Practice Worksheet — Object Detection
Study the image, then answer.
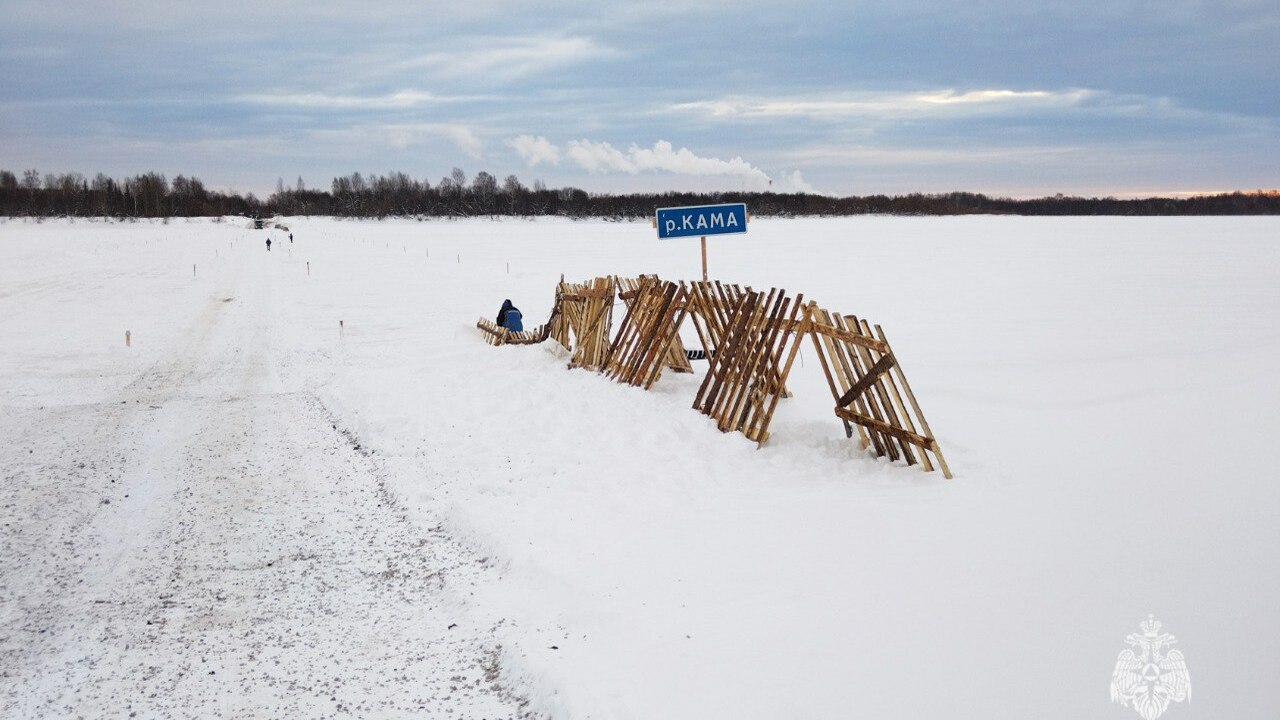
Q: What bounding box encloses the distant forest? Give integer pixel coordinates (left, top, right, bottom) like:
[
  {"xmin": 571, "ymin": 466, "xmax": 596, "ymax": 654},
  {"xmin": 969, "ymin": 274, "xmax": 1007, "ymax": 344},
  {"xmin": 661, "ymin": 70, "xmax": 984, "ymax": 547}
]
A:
[{"xmin": 3, "ymin": 168, "xmax": 1279, "ymax": 219}]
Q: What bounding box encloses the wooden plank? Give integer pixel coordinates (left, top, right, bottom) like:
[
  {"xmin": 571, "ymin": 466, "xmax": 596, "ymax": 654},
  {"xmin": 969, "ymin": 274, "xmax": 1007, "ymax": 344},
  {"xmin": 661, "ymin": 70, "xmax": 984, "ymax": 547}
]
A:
[
  {"xmin": 803, "ymin": 304, "xmax": 858, "ymax": 442},
  {"xmin": 875, "ymin": 325, "xmax": 952, "ymax": 479},
  {"xmin": 716, "ymin": 288, "xmax": 779, "ymax": 430},
  {"xmin": 834, "ymin": 408, "xmax": 937, "ymax": 451},
  {"xmin": 643, "ymin": 284, "xmax": 689, "ymax": 389},
  {"xmin": 602, "ymin": 276, "xmax": 691, "ymax": 389},
  {"xmin": 866, "ymin": 324, "xmax": 932, "ymax": 472},
  {"xmin": 693, "ymin": 290, "xmax": 751, "ymax": 411},
  {"xmin": 847, "ymin": 315, "xmax": 914, "ymax": 465},
  {"xmin": 834, "ymin": 352, "xmax": 895, "ymax": 409},
  {"xmin": 728, "ymin": 289, "xmax": 786, "ymax": 431},
  {"xmin": 562, "ymin": 276, "xmax": 615, "ymax": 370},
  {"xmin": 751, "ymin": 295, "xmax": 806, "ymax": 446},
  {"xmin": 621, "ymin": 280, "xmax": 670, "ymax": 385},
  {"xmin": 710, "ymin": 289, "xmax": 772, "ymax": 428},
  {"xmin": 742, "ymin": 290, "xmax": 796, "ymax": 433},
  {"xmin": 562, "ymin": 288, "xmax": 613, "ymax": 301},
  {"xmin": 625, "ymin": 276, "xmax": 693, "ymax": 374},
  {"xmin": 684, "ymin": 283, "xmax": 715, "ymax": 360},
  {"xmin": 819, "ymin": 307, "xmax": 873, "ymax": 447},
  {"xmin": 740, "ymin": 291, "xmax": 785, "ymax": 433},
  {"xmin": 830, "ymin": 311, "xmax": 892, "ymax": 458},
  {"xmin": 807, "ymin": 323, "xmax": 891, "ymax": 353},
  {"xmin": 603, "ymin": 278, "xmax": 645, "ymax": 378}
]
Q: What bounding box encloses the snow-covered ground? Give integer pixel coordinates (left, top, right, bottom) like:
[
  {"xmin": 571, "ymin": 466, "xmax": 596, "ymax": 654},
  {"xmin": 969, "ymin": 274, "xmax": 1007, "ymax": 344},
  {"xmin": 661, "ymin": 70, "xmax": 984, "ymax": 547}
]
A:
[{"xmin": 2, "ymin": 215, "xmax": 1278, "ymax": 718}]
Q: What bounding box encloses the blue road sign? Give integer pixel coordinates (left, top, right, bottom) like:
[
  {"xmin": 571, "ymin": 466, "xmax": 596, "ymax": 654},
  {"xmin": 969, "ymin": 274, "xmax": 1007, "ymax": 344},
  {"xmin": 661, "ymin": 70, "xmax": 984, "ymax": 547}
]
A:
[{"xmin": 656, "ymin": 203, "xmax": 748, "ymax": 240}]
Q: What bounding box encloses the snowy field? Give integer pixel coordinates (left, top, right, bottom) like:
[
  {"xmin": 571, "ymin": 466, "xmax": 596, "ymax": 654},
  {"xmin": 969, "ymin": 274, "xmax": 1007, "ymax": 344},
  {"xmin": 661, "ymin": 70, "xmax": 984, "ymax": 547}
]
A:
[{"xmin": 2, "ymin": 215, "xmax": 1278, "ymax": 718}]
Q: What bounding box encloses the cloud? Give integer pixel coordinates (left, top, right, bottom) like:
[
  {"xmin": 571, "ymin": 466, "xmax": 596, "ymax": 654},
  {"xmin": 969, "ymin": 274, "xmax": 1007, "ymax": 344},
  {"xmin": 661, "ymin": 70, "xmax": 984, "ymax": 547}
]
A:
[
  {"xmin": 444, "ymin": 125, "xmax": 483, "ymax": 158},
  {"xmin": 563, "ymin": 139, "xmax": 770, "ymax": 184},
  {"xmin": 669, "ymin": 88, "xmax": 1097, "ymax": 121},
  {"xmin": 630, "ymin": 141, "xmax": 770, "ymax": 182},
  {"xmin": 565, "ymin": 139, "xmax": 635, "ymax": 173},
  {"xmin": 391, "ymin": 36, "xmax": 616, "ymax": 82},
  {"xmin": 234, "ymin": 90, "xmax": 447, "ymax": 110},
  {"xmin": 789, "ymin": 145, "xmax": 1085, "ymax": 166},
  {"xmin": 507, "ymin": 135, "xmax": 561, "ymax": 166},
  {"xmin": 774, "ymin": 170, "xmax": 819, "ymax": 194},
  {"xmin": 311, "ymin": 122, "xmax": 483, "ymax": 157}
]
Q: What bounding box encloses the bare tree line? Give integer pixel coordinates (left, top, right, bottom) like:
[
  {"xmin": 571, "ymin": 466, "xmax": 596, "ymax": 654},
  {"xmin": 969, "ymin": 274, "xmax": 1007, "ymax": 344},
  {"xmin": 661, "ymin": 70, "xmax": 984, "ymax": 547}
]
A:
[
  {"xmin": 3, "ymin": 168, "xmax": 1278, "ymax": 219},
  {"xmin": 0, "ymin": 169, "xmax": 265, "ymax": 218}
]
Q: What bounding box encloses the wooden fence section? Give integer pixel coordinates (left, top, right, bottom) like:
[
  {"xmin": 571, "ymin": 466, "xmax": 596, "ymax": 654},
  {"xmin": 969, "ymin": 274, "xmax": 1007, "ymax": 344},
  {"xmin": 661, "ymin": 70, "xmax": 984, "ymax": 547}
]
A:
[
  {"xmin": 474, "ymin": 317, "xmax": 554, "ymax": 346},
  {"xmin": 683, "ymin": 280, "xmax": 739, "ymax": 362},
  {"xmin": 548, "ymin": 276, "xmax": 571, "ymax": 351},
  {"xmin": 558, "ymin": 276, "xmax": 616, "ymax": 370},
  {"xmin": 692, "ymin": 287, "xmax": 806, "ymax": 445},
  {"xmin": 603, "ymin": 277, "xmax": 691, "ymax": 389},
  {"xmin": 804, "ymin": 304, "xmax": 951, "ymax": 478},
  {"xmin": 616, "ymin": 275, "xmax": 693, "ymax": 375},
  {"xmin": 685, "ymin": 281, "xmax": 792, "ymax": 398}
]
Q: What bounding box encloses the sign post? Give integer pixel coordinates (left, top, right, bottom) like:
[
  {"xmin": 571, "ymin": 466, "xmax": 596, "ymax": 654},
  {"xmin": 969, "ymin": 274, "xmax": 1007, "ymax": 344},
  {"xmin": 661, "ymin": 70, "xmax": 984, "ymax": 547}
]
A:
[{"xmin": 654, "ymin": 202, "xmax": 748, "ymax": 282}]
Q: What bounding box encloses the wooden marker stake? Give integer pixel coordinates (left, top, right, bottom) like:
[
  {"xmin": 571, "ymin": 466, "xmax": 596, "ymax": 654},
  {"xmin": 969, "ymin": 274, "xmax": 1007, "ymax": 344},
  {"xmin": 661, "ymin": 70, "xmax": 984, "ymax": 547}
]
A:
[
  {"xmin": 125, "ymin": 330, "xmax": 131, "ymax": 347},
  {"xmin": 306, "ymin": 261, "xmax": 310, "ymax": 276},
  {"xmin": 700, "ymin": 236, "xmax": 708, "ymax": 282}
]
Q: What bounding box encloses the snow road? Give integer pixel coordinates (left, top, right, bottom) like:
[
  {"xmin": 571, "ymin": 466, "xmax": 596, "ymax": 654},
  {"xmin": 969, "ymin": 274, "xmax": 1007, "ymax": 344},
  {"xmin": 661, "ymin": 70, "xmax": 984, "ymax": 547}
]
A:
[{"xmin": 0, "ymin": 239, "xmax": 520, "ymax": 717}]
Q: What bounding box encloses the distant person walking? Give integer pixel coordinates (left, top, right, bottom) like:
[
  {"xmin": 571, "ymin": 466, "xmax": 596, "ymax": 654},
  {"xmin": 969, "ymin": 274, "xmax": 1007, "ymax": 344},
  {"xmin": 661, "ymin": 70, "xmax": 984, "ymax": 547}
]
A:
[
  {"xmin": 289, "ymin": 233, "xmax": 293, "ymax": 243},
  {"xmin": 265, "ymin": 237, "xmax": 272, "ymax": 252}
]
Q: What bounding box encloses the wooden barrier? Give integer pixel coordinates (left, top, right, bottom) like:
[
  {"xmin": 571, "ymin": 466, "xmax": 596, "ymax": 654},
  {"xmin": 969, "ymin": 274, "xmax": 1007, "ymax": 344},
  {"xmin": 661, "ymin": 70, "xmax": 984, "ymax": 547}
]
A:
[
  {"xmin": 473, "ymin": 274, "xmax": 950, "ymax": 477},
  {"xmin": 691, "ymin": 286, "xmax": 806, "ymax": 445},
  {"xmin": 475, "ymin": 317, "xmax": 553, "ymax": 346},
  {"xmin": 603, "ymin": 276, "xmax": 691, "ymax": 388},
  {"xmin": 684, "ymin": 281, "xmax": 792, "ymax": 399},
  {"xmin": 803, "ymin": 303, "xmax": 950, "ymax": 478},
  {"xmin": 558, "ymin": 276, "xmax": 615, "ymax": 370},
  {"xmin": 615, "ymin": 275, "xmax": 693, "ymax": 375}
]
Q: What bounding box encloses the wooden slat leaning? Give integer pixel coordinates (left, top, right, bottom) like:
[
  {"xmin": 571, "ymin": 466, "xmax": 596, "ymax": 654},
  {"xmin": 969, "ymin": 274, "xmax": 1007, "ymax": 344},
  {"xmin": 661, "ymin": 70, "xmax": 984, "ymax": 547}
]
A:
[
  {"xmin": 602, "ymin": 276, "xmax": 691, "ymax": 388},
  {"xmin": 684, "ymin": 280, "xmax": 792, "ymax": 398},
  {"xmin": 802, "ymin": 302, "xmax": 951, "ymax": 478},
  {"xmin": 614, "ymin": 275, "xmax": 694, "ymax": 375},
  {"xmin": 558, "ymin": 276, "xmax": 616, "ymax": 370},
  {"xmin": 690, "ymin": 285, "xmax": 806, "ymax": 445},
  {"xmin": 475, "ymin": 317, "xmax": 552, "ymax": 346},
  {"xmin": 548, "ymin": 274, "xmax": 571, "ymax": 351}
]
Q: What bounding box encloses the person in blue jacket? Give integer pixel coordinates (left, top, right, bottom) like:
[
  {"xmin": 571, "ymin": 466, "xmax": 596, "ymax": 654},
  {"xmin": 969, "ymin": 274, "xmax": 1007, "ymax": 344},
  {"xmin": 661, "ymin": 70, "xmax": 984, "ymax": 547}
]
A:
[{"xmin": 496, "ymin": 299, "xmax": 523, "ymax": 332}]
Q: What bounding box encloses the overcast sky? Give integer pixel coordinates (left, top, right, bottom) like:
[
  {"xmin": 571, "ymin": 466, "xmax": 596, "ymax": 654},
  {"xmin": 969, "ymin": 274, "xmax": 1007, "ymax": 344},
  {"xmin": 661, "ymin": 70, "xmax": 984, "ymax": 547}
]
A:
[{"xmin": 2, "ymin": 0, "xmax": 1277, "ymax": 197}]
